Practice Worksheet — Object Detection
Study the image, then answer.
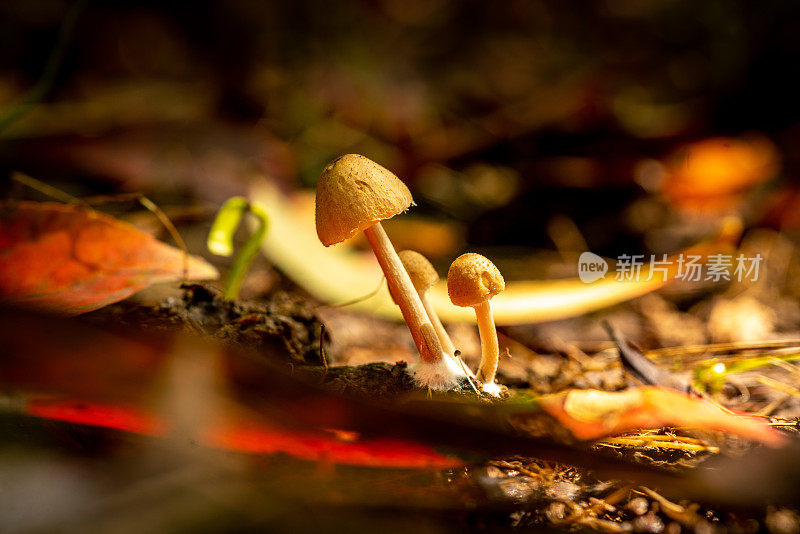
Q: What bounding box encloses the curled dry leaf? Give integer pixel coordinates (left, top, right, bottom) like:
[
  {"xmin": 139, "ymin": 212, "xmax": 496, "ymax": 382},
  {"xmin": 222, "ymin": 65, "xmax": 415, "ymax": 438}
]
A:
[
  {"xmin": 0, "ymin": 201, "xmax": 218, "ymax": 314},
  {"xmin": 532, "ymin": 387, "xmax": 785, "ymax": 447}
]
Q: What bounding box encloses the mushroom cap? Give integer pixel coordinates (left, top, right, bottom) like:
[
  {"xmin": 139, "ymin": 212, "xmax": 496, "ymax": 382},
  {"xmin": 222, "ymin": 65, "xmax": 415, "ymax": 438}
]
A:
[
  {"xmin": 315, "ymin": 154, "xmax": 413, "ymax": 246},
  {"xmin": 447, "ymin": 253, "xmax": 505, "ymax": 307},
  {"xmin": 398, "ymin": 250, "xmax": 439, "ymax": 293}
]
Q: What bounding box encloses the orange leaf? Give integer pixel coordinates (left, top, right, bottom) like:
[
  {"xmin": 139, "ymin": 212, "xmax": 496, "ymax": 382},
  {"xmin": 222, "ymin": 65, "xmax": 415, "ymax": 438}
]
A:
[
  {"xmin": 536, "ymin": 387, "xmax": 785, "ymax": 446},
  {"xmin": 0, "ymin": 201, "xmax": 218, "ymax": 314},
  {"xmin": 663, "ymin": 136, "xmax": 780, "ymax": 212}
]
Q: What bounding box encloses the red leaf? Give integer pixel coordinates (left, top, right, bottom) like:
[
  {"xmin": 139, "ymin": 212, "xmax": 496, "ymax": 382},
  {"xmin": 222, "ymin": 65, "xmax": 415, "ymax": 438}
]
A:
[
  {"xmin": 0, "ymin": 201, "xmax": 218, "ymax": 314},
  {"xmin": 27, "ymin": 399, "xmax": 461, "ymax": 469}
]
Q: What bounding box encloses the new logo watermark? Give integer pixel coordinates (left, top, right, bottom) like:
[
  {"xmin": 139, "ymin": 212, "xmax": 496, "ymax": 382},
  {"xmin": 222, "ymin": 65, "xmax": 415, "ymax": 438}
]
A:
[
  {"xmin": 578, "ymin": 252, "xmax": 608, "ymax": 283},
  {"xmin": 578, "ymin": 253, "xmax": 763, "ymax": 283}
]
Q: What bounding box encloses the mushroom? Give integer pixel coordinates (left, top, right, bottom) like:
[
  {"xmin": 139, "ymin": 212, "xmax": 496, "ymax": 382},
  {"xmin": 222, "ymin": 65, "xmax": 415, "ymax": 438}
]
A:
[
  {"xmin": 447, "ymin": 253, "xmax": 505, "ymax": 396},
  {"xmin": 394, "ymin": 250, "xmax": 457, "ymax": 356},
  {"xmin": 315, "ymin": 154, "xmax": 467, "ymax": 389}
]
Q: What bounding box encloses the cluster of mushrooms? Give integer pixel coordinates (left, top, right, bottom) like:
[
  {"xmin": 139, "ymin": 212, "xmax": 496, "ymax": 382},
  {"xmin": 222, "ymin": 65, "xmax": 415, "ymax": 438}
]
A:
[{"xmin": 315, "ymin": 154, "xmax": 506, "ymax": 396}]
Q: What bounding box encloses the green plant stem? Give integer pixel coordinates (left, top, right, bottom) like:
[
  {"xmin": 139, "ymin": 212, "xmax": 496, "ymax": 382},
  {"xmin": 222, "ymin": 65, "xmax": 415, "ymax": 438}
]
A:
[{"xmin": 207, "ymin": 197, "xmax": 268, "ymax": 301}]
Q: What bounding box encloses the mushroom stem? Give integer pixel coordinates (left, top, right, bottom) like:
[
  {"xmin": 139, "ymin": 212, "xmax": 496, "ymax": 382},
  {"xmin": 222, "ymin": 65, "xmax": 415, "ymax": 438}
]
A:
[
  {"xmin": 363, "ymin": 222, "xmax": 442, "ymax": 363},
  {"xmin": 421, "ymin": 293, "xmax": 457, "ymax": 356},
  {"xmin": 474, "ymin": 300, "xmax": 500, "ymax": 384}
]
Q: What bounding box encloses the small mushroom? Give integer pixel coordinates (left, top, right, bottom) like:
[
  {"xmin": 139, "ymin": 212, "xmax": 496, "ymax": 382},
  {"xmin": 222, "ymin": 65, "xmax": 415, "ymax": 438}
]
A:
[
  {"xmin": 315, "ymin": 154, "xmax": 467, "ymax": 389},
  {"xmin": 395, "ymin": 250, "xmax": 457, "ymax": 356},
  {"xmin": 447, "ymin": 253, "xmax": 505, "ymax": 396}
]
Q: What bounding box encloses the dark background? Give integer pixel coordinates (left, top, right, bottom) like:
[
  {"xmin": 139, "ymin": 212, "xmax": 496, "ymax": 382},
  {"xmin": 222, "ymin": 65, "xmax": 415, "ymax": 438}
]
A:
[{"xmin": 2, "ymin": 0, "xmax": 799, "ymax": 256}]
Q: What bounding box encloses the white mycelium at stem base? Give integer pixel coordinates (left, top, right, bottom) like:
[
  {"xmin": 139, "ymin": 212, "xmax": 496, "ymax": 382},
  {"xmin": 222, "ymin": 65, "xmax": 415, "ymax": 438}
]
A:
[
  {"xmin": 394, "ymin": 249, "xmax": 474, "ymax": 385},
  {"xmin": 447, "ymin": 253, "xmax": 505, "ymax": 396},
  {"xmin": 474, "ymin": 300, "xmax": 502, "ymax": 396},
  {"xmin": 314, "ymin": 154, "xmax": 466, "ymax": 389}
]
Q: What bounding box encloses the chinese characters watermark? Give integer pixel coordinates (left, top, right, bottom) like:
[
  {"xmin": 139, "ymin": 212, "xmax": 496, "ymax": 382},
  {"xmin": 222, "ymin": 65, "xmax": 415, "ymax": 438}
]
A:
[{"xmin": 578, "ymin": 253, "xmax": 763, "ymax": 283}]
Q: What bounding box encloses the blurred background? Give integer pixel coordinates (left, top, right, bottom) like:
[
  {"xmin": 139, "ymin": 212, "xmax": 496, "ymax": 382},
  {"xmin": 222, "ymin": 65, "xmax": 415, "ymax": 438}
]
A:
[{"xmin": 2, "ymin": 0, "xmax": 800, "ymax": 255}]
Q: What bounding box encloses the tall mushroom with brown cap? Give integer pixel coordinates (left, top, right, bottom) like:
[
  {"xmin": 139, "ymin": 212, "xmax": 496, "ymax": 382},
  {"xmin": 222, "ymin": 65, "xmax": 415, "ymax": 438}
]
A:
[
  {"xmin": 316, "ymin": 154, "xmax": 467, "ymax": 389},
  {"xmin": 447, "ymin": 253, "xmax": 505, "ymax": 396},
  {"xmin": 394, "ymin": 250, "xmax": 457, "ymax": 357}
]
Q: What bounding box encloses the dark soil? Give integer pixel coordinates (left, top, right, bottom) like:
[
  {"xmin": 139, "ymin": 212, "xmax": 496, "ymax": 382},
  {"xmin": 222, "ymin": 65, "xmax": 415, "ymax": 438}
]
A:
[
  {"xmin": 85, "ymin": 283, "xmax": 489, "ymax": 400},
  {"xmin": 84, "ymin": 283, "xmax": 325, "ymax": 366},
  {"xmin": 294, "ymin": 362, "xmax": 415, "ymax": 397}
]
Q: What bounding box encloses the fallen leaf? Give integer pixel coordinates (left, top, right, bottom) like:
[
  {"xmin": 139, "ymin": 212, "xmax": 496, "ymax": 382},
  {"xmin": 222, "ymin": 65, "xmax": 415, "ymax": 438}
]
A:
[
  {"xmin": 524, "ymin": 387, "xmax": 785, "ymax": 446},
  {"xmin": 251, "ymin": 181, "xmax": 740, "ymax": 325},
  {"xmin": 26, "ymin": 399, "xmax": 461, "ymax": 469},
  {"xmin": 0, "ymin": 201, "xmax": 218, "ymax": 314},
  {"xmin": 663, "ymin": 135, "xmax": 779, "ymax": 213}
]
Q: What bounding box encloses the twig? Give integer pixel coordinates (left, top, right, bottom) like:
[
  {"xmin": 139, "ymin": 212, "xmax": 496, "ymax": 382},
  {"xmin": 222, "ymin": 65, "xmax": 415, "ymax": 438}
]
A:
[
  {"xmin": 316, "ymin": 276, "xmax": 386, "ymax": 310},
  {"xmin": 757, "ymin": 375, "xmax": 800, "ymax": 400},
  {"xmin": 454, "ymin": 350, "xmax": 481, "ymax": 395},
  {"xmin": 756, "ymin": 394, "xmax": 789, "ymax": 417},
  {"xmin": 319, "ymin": 324, "xmax": 328, "ymax": 385},
  {"xmin": 603, "ymin": 321, "xmax": 691, "ymax": 393},
  {"xmin": 639, "ymin": 487, "xmax": 702, "ymax": 527},
  {"xmin": 649, "ymin": 340, "xmax": 800, "ymax": 359},
  {"xmin": 598, "ymin": 435, "xmax": 719, "ymax": 454},
  {"xmin": 586, "ymin": 484, "xmax": 632, "ymax": 516}
]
